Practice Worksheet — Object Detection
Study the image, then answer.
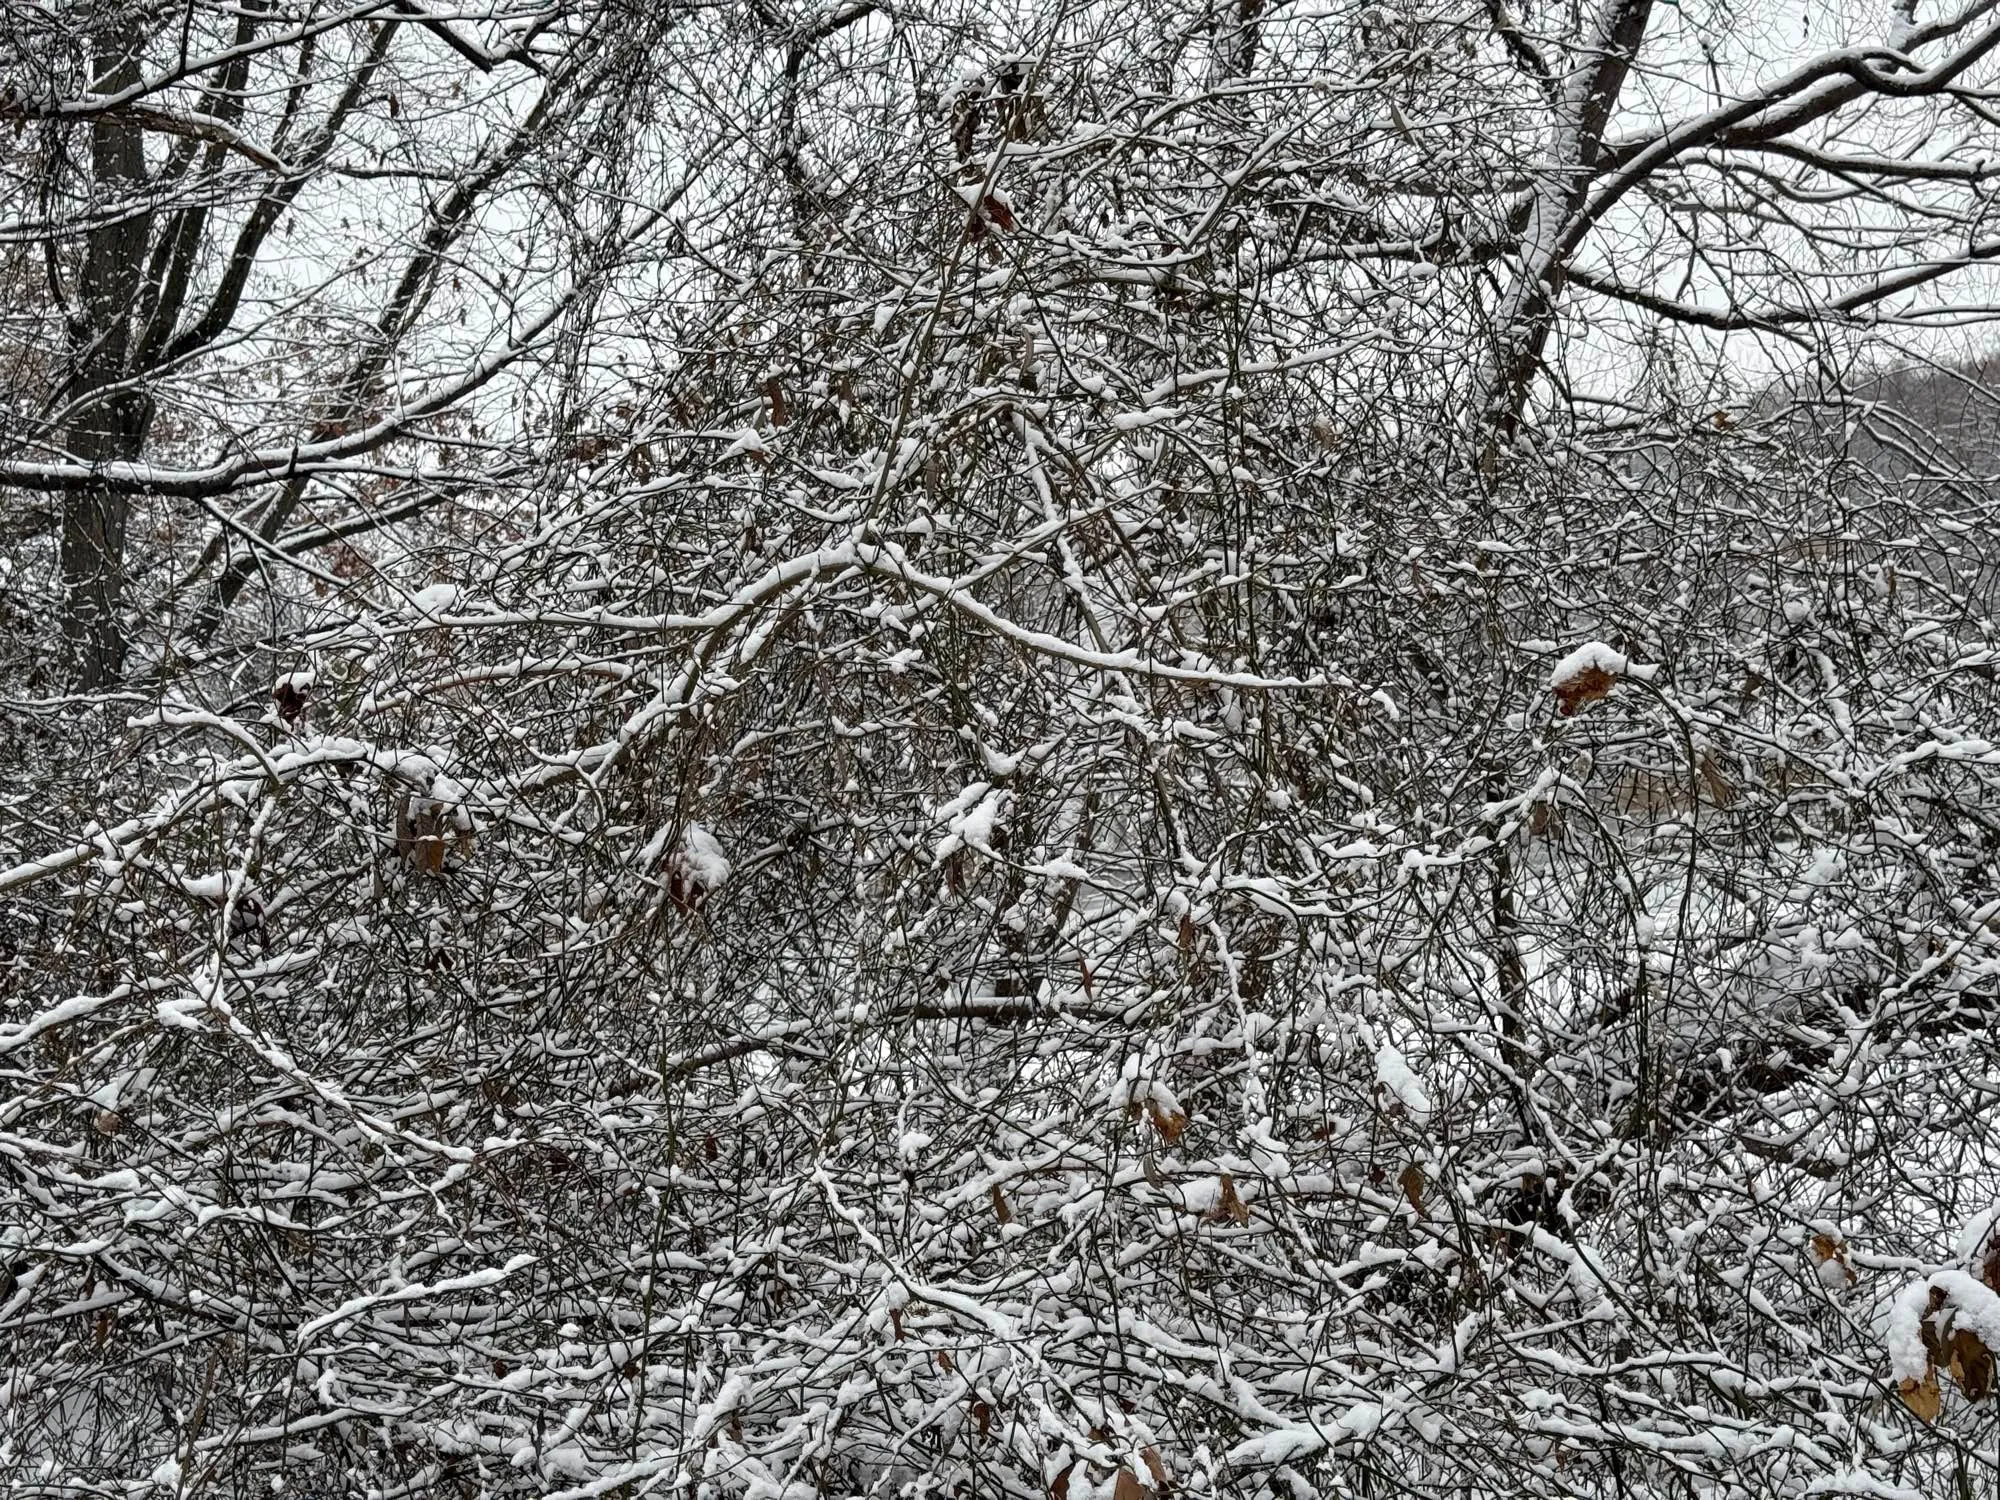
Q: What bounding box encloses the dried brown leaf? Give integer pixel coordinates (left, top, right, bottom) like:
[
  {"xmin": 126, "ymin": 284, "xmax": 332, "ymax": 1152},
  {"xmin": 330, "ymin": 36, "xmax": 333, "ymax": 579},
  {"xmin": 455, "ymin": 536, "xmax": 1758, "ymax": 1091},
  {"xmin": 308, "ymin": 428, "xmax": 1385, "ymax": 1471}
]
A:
[
  {"xmin": 1698, "ymin": 753, "xmax": 1735, "ymax": 807},
  {"xmin": 1553, "ymin": 663, "xmax": 1618, "ymax": 717},
  {"xmin": 1922, "ymin": 1286, "xmax": 1950, "ymax": 1362},
  {"xmin": 1951, "ymin": 1328, "xmax": 1995, "ymax": 1402},
  {"xmin": 1210, "ymin": 1174, "xmax": 1250, "ymax": 1228},
  {"xmin": 1399, "ymin": 1163, "xmax": 1427, "ymax": 1216},
  {"xmin": 1146, "ymin": 1100, "xmax": 1188, "ymax": 1146},
  {"xmin": 1899, "ymin": 1371, "xmax": 1942, "ymax": 1424},
  {"xmin": 1809, "ymin": 1233, "xmax": 1856, "ymax": 1287},
  {"xmin": 272, "ymin": 677, "xmax": 311, "ymax": 722}
]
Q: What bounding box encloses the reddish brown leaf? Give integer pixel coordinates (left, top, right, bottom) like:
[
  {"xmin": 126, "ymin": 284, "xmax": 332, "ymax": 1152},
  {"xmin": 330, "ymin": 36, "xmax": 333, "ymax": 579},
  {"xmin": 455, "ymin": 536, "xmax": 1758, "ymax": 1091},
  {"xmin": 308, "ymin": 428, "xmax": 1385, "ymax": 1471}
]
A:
[
  {"xmin": 1553, "ymin": 663, "xmax": 1618, "ymax": 717},
  {"xmin": 272, "ymin": 676, "xmax": 311, "ymax": 722},
  {"xmin": 1210, "ymin": 1174, "xmax": 1250, "ymax": 1228},
  {"xmin": 1399, "ymin": 1163, "xmax": 1427, "ymax": 1216}
]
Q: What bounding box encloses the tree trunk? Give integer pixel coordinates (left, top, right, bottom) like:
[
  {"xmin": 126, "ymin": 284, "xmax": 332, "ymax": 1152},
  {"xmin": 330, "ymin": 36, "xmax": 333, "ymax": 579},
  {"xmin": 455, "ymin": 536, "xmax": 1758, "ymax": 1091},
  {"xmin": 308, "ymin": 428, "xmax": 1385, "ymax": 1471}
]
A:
[
  {"xmin": 59, "ymin": 31, "xmax": 154, "ymax": 689},
  {"xmin": 1477, "ymin": 0, "xmax": 1653, "ymax": 472}
]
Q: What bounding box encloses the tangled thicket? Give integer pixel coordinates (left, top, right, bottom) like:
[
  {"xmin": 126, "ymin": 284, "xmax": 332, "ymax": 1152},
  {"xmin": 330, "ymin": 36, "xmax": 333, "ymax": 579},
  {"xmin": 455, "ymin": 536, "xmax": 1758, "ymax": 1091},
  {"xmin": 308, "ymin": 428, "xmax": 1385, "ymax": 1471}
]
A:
[{"xmin": 8, "ymin": 2, "xmax": 2000, "ymax": 1496}]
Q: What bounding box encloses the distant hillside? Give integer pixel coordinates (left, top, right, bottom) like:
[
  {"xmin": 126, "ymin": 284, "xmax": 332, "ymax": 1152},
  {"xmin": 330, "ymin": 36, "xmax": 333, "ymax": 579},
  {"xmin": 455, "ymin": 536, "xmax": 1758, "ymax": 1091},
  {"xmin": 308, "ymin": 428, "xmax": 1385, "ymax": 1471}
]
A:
[{"xmin": 1775, "ymin": 355, "xmax": 2000, "ymax": 485}]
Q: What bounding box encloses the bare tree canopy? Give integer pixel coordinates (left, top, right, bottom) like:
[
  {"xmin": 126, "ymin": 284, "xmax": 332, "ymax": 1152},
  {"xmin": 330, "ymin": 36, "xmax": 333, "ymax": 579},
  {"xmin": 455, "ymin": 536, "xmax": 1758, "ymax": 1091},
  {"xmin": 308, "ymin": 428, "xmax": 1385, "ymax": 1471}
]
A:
[{"xmin": 7, "ymin": 1, "xmax": 2000, "ymax": 1496}]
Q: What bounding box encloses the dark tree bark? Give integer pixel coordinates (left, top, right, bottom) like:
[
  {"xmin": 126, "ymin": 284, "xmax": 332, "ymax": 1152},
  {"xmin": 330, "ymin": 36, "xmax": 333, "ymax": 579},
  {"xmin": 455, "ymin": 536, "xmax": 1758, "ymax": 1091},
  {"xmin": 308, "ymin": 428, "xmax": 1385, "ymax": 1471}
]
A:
[
  {"xmin": 58, "ymin": 29, "xmax": 154, "ymax": 689},
  {"xmin": 1475, "ymin": 0, "xmax": 1653, "ymax": 473}
]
